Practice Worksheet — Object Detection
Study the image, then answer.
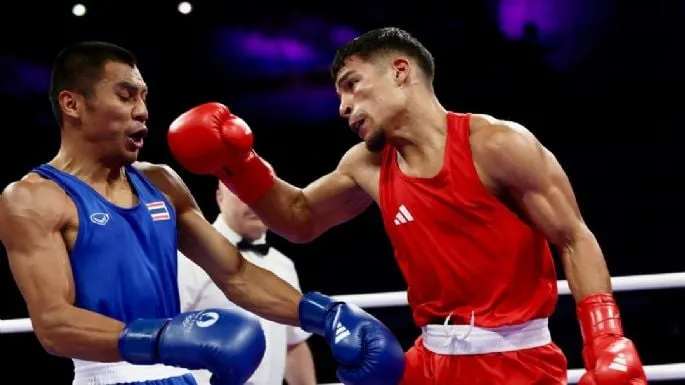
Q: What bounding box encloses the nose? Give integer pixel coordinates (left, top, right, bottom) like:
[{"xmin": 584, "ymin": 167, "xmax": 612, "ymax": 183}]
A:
[
  {"xmin": 133, "ymin": 99, "xmax": 148, "ymax": 123},
  {"xmin": 339, "ymin": 97, "xmax": 352, "ymax": 119}
]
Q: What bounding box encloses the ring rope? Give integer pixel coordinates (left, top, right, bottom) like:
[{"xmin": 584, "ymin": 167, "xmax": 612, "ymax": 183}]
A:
[
  {"xmin": 2, "ymin": 272, "xmax": 684, "ymax": 383},
  {"xmin": 3, "ymin": 272, "xmax": 683, "ymax": 332},
  {"xmin": 320, "ymin": 363, "xmax": 685, "ymax": 384},
  {"xmin": 331, "ymin": 272, "xmax": 685, "ymax": 308}
]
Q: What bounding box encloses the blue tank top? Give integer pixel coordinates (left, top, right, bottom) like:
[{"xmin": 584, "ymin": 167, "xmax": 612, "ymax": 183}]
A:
[{"xmin": 33, "ymin": 164, "xmax": 180, "ymax": 323}]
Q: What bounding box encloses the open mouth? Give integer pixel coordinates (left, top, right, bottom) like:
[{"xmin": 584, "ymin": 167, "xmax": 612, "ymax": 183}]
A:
[
  {"xmin": 128, "ymin": 129, "xmax": 147, "ymax": 148},
  {"xmin": 351, "ymin": 119, "xmax": 365, "ymax": 135}
]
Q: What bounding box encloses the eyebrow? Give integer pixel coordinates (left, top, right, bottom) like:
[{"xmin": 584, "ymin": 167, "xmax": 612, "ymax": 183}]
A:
[
  {"xmin": 115, "ymin": 81, "xmax": 147, "ymax": 93},
  {"xmin": 336, "ymin": 70, "xmax": 355, "ymax": 90}
]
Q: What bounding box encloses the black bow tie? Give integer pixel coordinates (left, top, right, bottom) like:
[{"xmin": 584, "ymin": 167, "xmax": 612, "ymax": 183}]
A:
[{"xmin": 236, "ymin": 238, "xmax": 270, "ymax": 256}]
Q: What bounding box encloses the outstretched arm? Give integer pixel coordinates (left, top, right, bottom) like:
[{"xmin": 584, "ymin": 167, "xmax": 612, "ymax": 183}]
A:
[
  {"xmin": 166, "ymin": 103, "xmax": 372, "ymax": 244},
  {"xmin": 251, "ymin": 143, "xmax": 373, "ymax": 243},
  {"xmin": 166, "ymin": 99, "xmax": 408, "ymax": 380},
  {"xmin": 141, "ymin": 163, "xmax": 302, "ymax": 326},
  {"xmin": 471, "ymin": 116, "xmax": 610, "ymax": 302},
  {"xmin": 0, "ymin": 178, "xmax": 125, "ymax": 362}
]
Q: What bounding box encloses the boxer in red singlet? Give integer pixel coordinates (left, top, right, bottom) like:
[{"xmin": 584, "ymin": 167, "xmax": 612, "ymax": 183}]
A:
[{"xmin": 166, "ymin": 27, "xmax": 647, "ymax": 384}]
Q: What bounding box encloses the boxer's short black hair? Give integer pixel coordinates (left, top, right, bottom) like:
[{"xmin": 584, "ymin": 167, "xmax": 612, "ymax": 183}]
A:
[
  {"xmin": 49, "ymin": 41, "xmax": 137, "ymax": 127},
  {"xmin": 330, "ymin": 27, "xmax": 435, "ymax": 83}
]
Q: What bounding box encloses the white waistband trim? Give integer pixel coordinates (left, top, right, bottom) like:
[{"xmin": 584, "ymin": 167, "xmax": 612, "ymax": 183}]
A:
[
  {"xmin": 421, "ymin": 317, "xmax": 551, "ymax": 355},
  {"xmin": 72, "ymin": 359, "xmax": 192, "ymax": 385}
]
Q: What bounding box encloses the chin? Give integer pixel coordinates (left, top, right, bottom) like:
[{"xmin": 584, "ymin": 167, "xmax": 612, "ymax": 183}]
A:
[
  {"xmin": 365, "ymin": 130, "xmax": 387, "ymax": 153},
  {"xmin": 125, "ymin": 153, "xmax": 139, "ymax": 163},
  {"xmin": 121, "ymin": 152, "xmax": 139, "ymax": 166}
]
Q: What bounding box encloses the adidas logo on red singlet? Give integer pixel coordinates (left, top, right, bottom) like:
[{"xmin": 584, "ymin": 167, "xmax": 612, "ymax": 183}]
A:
[{"xmin": 393, "ymin": 204, "xmax": 414, "ymax": 226}]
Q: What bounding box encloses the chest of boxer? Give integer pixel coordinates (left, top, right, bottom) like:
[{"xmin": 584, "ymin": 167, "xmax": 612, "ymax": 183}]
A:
[
  {"xmin": 33, "ymin": 164, "xmax": 181, "ymax": 323},
  {"xmin": 378, "ymin": 112, "xmax": 557, "ymax": 328}
]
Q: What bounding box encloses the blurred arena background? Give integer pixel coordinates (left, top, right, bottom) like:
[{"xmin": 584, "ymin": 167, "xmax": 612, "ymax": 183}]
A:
[{"xmin": 1, "ymin": 0, "xmax": 683, "ymax": 383}]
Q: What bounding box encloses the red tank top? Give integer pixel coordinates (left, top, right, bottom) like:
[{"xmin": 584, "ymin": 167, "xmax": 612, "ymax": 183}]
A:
[{"xmin": 379, "ymin": 112, "xmax": 558, "ymax": 328}]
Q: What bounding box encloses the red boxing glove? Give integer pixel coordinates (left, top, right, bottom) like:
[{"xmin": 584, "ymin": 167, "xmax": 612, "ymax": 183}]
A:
[
  {"xmin": 167, "ymin": 102, "xmax": 274, "ymax": 205},
  {"xmin": 577, "ymin": 293, "xmax": 646, "ymax": 385}
]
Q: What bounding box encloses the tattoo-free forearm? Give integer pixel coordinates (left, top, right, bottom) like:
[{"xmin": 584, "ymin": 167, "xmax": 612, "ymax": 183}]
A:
[
  {"xmin": 34, "ymin": 305, "xmax": 125, "ymax": 362},
  {"xmin": 217, "ymin": 260, "xmax": 301, "ymax": 326},
  {"xmin": 559, "ymin": 226, "xmax": 612, "ymax": 302}
]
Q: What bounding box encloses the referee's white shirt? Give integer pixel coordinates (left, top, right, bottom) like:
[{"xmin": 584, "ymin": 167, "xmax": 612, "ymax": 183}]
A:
[{"xmin": 177, "ymin": 215, "xmax": 312, "ymax": 385}]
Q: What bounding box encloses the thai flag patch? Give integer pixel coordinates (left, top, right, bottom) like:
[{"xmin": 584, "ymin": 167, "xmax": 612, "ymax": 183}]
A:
[{"xmin": 147, "ymin": 201, "xmax": 170, "ymax": 221}]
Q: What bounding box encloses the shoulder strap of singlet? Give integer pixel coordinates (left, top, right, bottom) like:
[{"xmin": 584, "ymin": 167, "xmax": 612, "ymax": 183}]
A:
[
  {"xmin": 447, "ymin": 111, "xmax": 472, "ymax": 143},
  {"xmin": 31, "ymin": 164, "xmax": 86, "ymax": 197},
  {"xmin": 124, "ymin": 164, "xmax": 158, "ymax": 194},
  {"xmin": 32, "ymin": 163, "xmax": 64, "ymax": 181},
  {"xmin": 124, "ymin": 164, "xmax": 176, "ymax": 217},
  {"xmin": 379, "ymin": 143, "xmax": 395, "ymax": 181}
]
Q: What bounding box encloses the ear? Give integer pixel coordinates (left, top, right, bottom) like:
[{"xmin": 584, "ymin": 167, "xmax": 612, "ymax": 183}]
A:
[
  {"xmin": 391, "ymin": 57, "xmax": 410, "ymax": 85},
  {"xmin": 58, "ymin": 90, "xmax": 82, "ymax": 121}
]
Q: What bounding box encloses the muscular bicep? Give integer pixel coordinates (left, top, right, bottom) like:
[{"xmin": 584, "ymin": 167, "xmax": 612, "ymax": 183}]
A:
[
  {"xmin": 478, "ymin": 122, "xmax": 586, "ymax": 246},
  {"xmin": 250, "ymin": 144, "xmax": 373, "ymax": 243},
  {"xmin": 146, "ymin": 163, "xmax": 301, "ymax": 325},
  {"xmin": 301, "ymin": 165, "xmax": 372, "ymax": 233},
  {"xmin": 0, "ymin": 182, "xmax": 75, "ymax": 333},
  {"xmin": 515, "ymin": 149, "xmax": 584, "ymax": 245},
  {"xmin": 138, "ymin": 162, "xmax": 244, "ymax": 279},
  {"xmin": 177, "ymin": 207, "xmax": 244, "ymax": 280}
]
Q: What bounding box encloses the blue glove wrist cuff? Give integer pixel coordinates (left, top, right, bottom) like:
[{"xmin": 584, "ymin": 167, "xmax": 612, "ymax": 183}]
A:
[
  {"xmin": 118, "ymin": 318, "xmax": 170, "ymax": 365},
  {"xmin": 299, "ymin": 292, "xmax": 337, "ymax": 336}
]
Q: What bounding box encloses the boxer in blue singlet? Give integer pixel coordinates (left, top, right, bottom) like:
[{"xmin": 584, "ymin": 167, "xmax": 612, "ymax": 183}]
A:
[{"xmin": 0, "ymin": 42, "xmax": 405, "ymax": 385}]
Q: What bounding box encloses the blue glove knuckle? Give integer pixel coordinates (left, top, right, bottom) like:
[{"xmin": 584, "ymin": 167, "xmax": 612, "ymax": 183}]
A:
[
  {"xmin": 318, "ymin": 303, "xmax": 405, "ymax": 385},
  {"xmin": 120, "ymin": 309, "xmax": 265, "ymax": 384}
]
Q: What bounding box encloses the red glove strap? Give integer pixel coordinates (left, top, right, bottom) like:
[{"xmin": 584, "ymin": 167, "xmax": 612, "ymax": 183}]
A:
[
  {"xmin": 220, "ymin": 154, "xmax": 275, "ymax": 205},
  {"xmin": 576, "ymin": 293, "xmax": 624, "ymax": 344}
]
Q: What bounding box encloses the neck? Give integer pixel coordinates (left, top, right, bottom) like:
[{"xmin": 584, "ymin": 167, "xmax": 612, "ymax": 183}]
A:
[
  {"xmin": 387, "ymin": 90, "xmax": 447, "ymax": 167},
  {"xmin": 49, "ymin": 130, "xmax": 126, "ymax": 185}
]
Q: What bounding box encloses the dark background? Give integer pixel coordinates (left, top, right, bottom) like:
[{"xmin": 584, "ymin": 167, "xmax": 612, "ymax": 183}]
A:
[{"xmin": 1, "ymin": 0, "xmax": 683, "ymax": 383}]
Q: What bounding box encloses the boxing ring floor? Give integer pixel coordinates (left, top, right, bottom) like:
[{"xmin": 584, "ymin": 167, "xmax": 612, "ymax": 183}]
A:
[{"xmin": 2, "ymin": 272, "xmax": 685, "ymax": 384}]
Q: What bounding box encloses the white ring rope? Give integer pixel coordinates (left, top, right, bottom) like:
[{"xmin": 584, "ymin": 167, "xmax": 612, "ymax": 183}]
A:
[
  {"xmin": 330, "ymin": 272, "xmax": 685, "ymax": 308},
  {"xmin": 2, "ymin": 272, "xmax": 685, "ymax": 383},
  {"xmin": 3, "ymin": 272, "xmax": 683, "ymax": 333},
  {"xmin": 320, "ymin": 363, "xmax": 685, "ymax": 384}
]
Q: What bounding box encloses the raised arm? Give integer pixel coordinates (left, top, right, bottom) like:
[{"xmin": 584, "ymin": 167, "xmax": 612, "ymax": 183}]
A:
[
  {"xmin": 139, "ymin": 163, "xmax": 302, "ymax": 326},
  {"xmin": 167, "ymin": 102, "xmax": 372, "ymax": 244},
  {"xmin": 471, "ymin": 115, "xmax": 646, "ymax": 382},
  {"xmin": 0, "ymin": 178, "xmax": 125, "ymax": 362}
]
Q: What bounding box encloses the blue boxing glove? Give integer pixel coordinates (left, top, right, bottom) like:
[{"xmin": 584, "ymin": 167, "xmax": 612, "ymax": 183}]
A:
[
  {"xmin": 299, "ymin": 292, "xmax": 405, "ymax": 385},
  {"xmin": 118, "ymin": 309, "xmax": 265, "ymax": 385}
]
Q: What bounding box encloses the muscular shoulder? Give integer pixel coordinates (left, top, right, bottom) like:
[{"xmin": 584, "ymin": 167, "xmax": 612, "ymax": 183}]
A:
[
  {"xmin": 470, "ymin": 113, "xmax": 535, "ymax": 145},
  {"xmin": 0, "ymin": 174, "xmax": 69, "ymax": 240},
  {"xmin": 470, "ymin": 114, "xmax": 541, "ymax": 163},
  {"xmin": 134, "ymin": 161, "xmax": 181, "ymax": 188},
  {"xmin": 338, "ymin": 142, "xmax": 382, "ymax": 177},
  {"xmin": 469, "ymin": 114, "xmax": 550, "ymax": 187},
  {"xmin": 133, "ymin": 161, "xmax": 197, "ymax": 212}
]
